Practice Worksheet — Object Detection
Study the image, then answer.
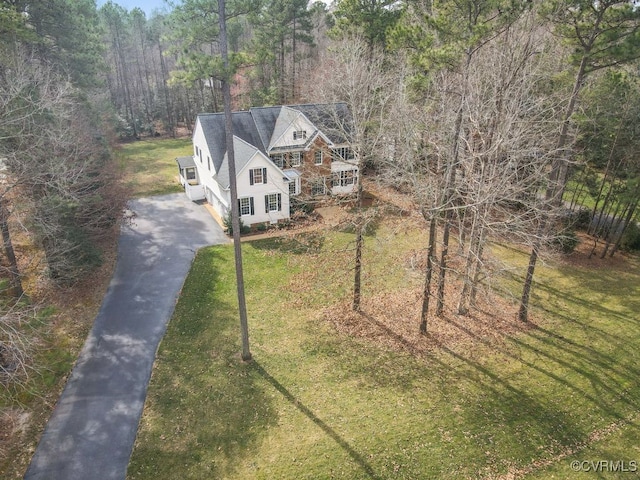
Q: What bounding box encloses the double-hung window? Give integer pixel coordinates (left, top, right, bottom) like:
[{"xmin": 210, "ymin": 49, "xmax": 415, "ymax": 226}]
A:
[
  {"xmin": 311, "ymin": 178, "xmax": 326, "ymax": 196},
  {"xmin": 314, "ymin": 150, "xmax": 323, "ymax": 165},
  {"xmin": 270, "ymin": 154, "xmax": 284, "ymax": 168},
  {"xmin": 332, "ymin": 170, "xmax": 357, "ymax": 187},
  {"xmin": 250, "ymin": 167, "xmax": 267, "ymax": 185},
  {"xmin": 265, "ymin": 193, "xmax": 282, "ymax": 212},
  {"xmin": 238, "ymin": 197, "xmax": 254, "ymax": 216},
  {"xmin": 332, "ymin": 147, "xmax": 354, "ymax": 162}
]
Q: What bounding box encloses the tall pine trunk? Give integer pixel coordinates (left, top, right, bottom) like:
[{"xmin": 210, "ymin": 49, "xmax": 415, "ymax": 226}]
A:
[{"xmin": 218, "ymin": 0, "xmax": 251, "ymax": 361}]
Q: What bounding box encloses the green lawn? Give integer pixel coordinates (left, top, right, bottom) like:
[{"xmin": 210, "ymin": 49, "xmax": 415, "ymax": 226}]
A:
[
  {"xmin": 117, "ymin": 138, "xmax": 191, "ymax": 197},
  {"xmin": 128, "ymin": 223, "xmax": 640, "ymax": 479}
]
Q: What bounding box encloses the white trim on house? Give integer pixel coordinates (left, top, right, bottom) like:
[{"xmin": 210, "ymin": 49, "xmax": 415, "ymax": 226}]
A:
[
  {"xmin": 269, "ymin": 107, "xmax": 316, "ymax": 150},
  {"xmin": 183, "ymin": 104, "xmax": 358, "ymax": 226},
  {"xmin": 191, "ymin": 132, "xmax": 290, "ymax": 226},
  {"xmin": 284, "ymin": 169, "xmax": 301, "ymax": 196}
]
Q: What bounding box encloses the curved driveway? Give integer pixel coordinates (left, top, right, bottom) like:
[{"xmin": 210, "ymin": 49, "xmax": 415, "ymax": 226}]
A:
[{"xmin": 24, "ymin": 194, "xmax": 228, "ymax": 480}]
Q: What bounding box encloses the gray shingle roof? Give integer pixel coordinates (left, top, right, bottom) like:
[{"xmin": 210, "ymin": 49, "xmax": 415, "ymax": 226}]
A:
[
  {"xmin": 293, "ymin": 103, "xmax": 351, "ymax": 144},
  {"xmin": 176, "ymin": 156, "xmax": 195, "ymax": 169},
  {"xmin": 196, "ymin": 111, "xmax": 265, "ymax": 173},
  {"xmin": 195, "ymin": 103, "xmax": 352, "ymax": 187},
  {"xmin": 248, "ymin": 106, "xmax": 281, "ymax": 151}
]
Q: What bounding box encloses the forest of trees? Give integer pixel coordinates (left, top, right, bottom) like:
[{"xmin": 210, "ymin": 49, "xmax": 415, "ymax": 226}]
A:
[{"xmin": 1, "ymin": 0, "xmax": 640, "ymax": 382}]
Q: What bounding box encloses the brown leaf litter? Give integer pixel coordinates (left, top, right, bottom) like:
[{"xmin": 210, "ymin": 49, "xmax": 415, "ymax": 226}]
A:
[{"xmin": 322, "ymin": 282, "xmax": 534, "ymax": 359}]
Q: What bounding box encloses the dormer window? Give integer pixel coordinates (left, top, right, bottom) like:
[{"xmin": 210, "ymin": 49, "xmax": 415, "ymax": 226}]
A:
[{"xmin": 293, "ymin": 130, "xmax": 307, "ymax": 140}]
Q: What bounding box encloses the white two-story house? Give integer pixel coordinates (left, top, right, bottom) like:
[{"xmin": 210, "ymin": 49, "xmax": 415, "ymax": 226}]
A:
[{"xmin": 177, "ymin": 103, "xmax": 357, "ymax": 227}]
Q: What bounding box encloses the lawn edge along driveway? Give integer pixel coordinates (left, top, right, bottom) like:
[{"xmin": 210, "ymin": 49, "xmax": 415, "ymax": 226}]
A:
[{"xmin": 24, "ymin": 194, "xmax": 228, "ymax": 480}]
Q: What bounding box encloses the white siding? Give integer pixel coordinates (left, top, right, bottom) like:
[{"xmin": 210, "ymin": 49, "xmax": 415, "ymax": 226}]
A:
[
  {"xmin": 236, "ymin": 152, "xmax": 290, "ymax": 225},
  {"xmin": 192, "ymin": 119, "xmax": 214, "ymax": 174},
  {"xmin": 191, "ymin": 129, "xmax": 291, "ymax": 225},
  {"xmin": 207, "ymin": 178, "xmax": 231, "ymax": 216},
  {"xmin": 270, "ymin": 113, "xmax": 316, "ymax": 150},
  {"xmin": 192, "ymin": 119, "xmax": 230, "ymax": 216}
]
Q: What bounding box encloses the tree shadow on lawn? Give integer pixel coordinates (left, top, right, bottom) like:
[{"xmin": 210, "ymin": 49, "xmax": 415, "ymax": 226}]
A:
[
  {"xmin": 128, "ymin": 248, "xmax": 278, "ymax": 480},
  {"xmin": 445, "ymin": 315, "xmax": 640, "ymax": 414},
  {"xmin": 527, "ymin": 279, "xmax": 640, "ymax": 382},
  {"xmin": 453, "ymin": 318, "xmax": 640, "ymax": 475},
  {"xmin": 309, "ymin": 316, "xmax": 590, "ymax": 476},
  {"xmin": 532, "ymin": 278, "xmax": 640, "ymax": 330},
  {"xmin": 442, "ymin": 264, "xmax": 640, "ymax": 472},
  {"xmin": 310, "ymin": 303, "xmax": 640, "ymax": 476},
  {"xmin": 427, "ymin": 336, "xmax": 592, "ymax": 472},
  {"xmin": 502, "ymin": 266, "xmax": 639, "ymax": 341},
  {"xmin": 129, "ymin": 359, "xmax": 278, "ymax": 480},
  {"xmin": 252, "ymin": 361, "xmax": 384, "ymax": 480}
]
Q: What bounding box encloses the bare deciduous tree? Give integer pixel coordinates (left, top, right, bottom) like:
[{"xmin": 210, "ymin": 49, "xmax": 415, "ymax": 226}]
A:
[
  {"xmin": 385, "ymin": 10, "xmax": 566, "ymax": 330},
  {"xmin": 0, "ymin": 50, "xmax": 126, "ymax": 387},
  {"xmin": 452, "ymin": 17, "xmax": 563, "ymax": 315},
  {"xmin": 305, "ymin": 36, "xmax": 397, "ymax": 311}
]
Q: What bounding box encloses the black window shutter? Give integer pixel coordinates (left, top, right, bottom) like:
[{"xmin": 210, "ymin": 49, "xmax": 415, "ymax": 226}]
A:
[
  {"xmin": 263, "ymin": 168, "xmax": 267, "ymax": 184},
  {"xmin": 265, "ymin": 195, "xmax": 269, "ymax": 213},
  {"xmin": 249, "ymin": 169, "xmax": 254, "ymax": 185},
  {"xmin": 277, "ymin": 193, "xmax": 282, "ymax": 211},
  {"xmin": 250, "ymin": 197, "xmax": 254, "ymax": 215},
  {"xmin": 237, "ymin": 199, "xmax": 241, "ymax": 214}
]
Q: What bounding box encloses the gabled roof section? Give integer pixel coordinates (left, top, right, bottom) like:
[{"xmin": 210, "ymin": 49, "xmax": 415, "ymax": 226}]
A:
[
  {"xmin": 248, "ymin": 103, "xmax": 352, "ymax": 151},
  {"xmin": 268, "ymin": 106, "xmax": 301, "ymax": 150},
  {"xmin": 196, "ymin": 111, "xmax": 265, "ymax": 173},
  {"xmin": 290, "ymin": 103, "xmax": 352, "ymax": 145},
  {"xmin": 248, "ymin": 106, "xmax": 282, "ymax": 151},
  {"xmin": 196, "ymin": 103, "xmax": 352, "ymax": 172},
  {"xmin": 216, "ymin": 136, "xmax": 263, "ymax": 190}
]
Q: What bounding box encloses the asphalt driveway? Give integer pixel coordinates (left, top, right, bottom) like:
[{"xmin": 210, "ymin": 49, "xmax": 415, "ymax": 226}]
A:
[{"xmin": 24, "ymin": 194, "xmax": 228, "ymax": 480}]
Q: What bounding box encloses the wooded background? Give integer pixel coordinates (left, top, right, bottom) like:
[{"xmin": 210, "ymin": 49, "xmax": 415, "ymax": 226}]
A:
[{"xmin": 1, "ymin": 0, "xmax": 640, "ymax": 384}]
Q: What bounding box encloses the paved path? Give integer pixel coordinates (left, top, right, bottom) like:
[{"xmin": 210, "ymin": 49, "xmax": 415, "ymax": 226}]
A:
[{"xmin": 24, "ymin": 194, "xmax": 228, "ymax": 480}]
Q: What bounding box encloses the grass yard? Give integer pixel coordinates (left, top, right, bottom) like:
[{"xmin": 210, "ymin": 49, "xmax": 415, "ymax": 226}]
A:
[
  {"xmin": 128, "ymin": 217, "xmax": 640, "ymax": 479},
  {"xmin": 117, "ymin": 138, "xmax": 191, "ymax": 197}
]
